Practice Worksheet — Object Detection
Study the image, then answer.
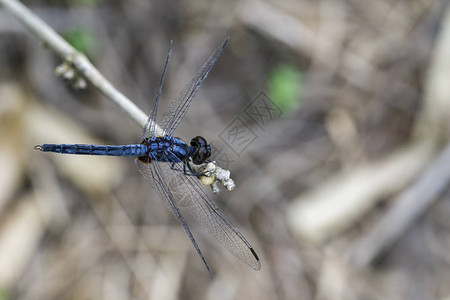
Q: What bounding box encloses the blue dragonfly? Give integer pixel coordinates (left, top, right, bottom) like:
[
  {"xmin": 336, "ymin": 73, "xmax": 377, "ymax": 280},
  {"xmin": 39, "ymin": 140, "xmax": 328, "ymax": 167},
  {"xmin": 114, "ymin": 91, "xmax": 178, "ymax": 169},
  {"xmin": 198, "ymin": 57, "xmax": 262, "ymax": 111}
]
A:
[{"xmin": 34, "ymin": 37, "xmax": 261, "ymax": 276}]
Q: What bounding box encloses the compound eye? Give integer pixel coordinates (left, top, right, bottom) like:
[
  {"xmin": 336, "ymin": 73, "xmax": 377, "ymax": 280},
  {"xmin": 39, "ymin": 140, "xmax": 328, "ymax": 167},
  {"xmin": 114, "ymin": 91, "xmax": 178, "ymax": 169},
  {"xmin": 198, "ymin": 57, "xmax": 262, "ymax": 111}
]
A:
[
  {"xmin": 191, "ymin": 136, "xmax": 211, "ymax": 164},
  {"xmin": 191, "ymin": 136, "xmax": 207, "ymax": 147}
]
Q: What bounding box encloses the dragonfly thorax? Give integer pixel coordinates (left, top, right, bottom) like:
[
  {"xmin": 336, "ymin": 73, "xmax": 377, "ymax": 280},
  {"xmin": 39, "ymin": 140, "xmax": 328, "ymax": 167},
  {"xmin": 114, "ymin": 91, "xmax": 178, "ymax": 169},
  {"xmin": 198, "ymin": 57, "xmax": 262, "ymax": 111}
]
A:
[{"xmin": 138, "ymin": 136, "xmax": 189, "ymax": 163}]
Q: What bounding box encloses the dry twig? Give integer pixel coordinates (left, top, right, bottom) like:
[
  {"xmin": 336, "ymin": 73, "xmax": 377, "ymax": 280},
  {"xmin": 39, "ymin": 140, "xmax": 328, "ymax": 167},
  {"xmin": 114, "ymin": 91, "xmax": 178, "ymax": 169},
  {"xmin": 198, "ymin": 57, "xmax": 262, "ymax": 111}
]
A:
[{"xmin": 0, "ymin": 0, "xmax": 149, "ymax": 128}]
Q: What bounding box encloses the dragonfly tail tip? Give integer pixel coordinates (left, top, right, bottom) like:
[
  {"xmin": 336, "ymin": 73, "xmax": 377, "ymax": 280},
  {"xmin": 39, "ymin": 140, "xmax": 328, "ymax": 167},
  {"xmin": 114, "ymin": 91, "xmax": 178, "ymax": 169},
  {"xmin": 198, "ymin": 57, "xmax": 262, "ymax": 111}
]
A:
[{"xmin": 34, "ymin": 145, "xmax": 42, "ymax": 151}]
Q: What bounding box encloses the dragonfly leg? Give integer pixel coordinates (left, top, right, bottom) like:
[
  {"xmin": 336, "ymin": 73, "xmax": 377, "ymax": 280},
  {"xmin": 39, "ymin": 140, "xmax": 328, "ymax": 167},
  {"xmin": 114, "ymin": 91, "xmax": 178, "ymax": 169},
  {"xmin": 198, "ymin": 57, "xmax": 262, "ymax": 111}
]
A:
[
  {"xmin": 168, "ymin": 161, "xmax": 205, "ymax": 176},
  {"xmin": 185, "ymin": 161, "xmax": 206, "ymax": 176},
  {"xmin": 183, "ymin": 162, "xmax": 209, "ymax": 176}
]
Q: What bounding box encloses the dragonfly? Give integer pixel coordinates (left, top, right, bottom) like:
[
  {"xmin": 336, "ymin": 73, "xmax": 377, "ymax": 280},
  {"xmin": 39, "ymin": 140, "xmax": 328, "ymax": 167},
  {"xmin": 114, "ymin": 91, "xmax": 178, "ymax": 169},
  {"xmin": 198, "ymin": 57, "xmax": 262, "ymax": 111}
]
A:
[{"xmin": 34, "ymin": 37, "xmax": 261, "ymax": 276}]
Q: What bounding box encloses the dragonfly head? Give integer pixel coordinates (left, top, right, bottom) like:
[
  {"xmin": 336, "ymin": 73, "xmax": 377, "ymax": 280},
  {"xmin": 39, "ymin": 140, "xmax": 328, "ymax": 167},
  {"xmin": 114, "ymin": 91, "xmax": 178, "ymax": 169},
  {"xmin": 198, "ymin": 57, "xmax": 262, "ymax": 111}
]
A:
[{"xmin": 190, "ymin": 136, "xmax": 211, "ymax": 164}]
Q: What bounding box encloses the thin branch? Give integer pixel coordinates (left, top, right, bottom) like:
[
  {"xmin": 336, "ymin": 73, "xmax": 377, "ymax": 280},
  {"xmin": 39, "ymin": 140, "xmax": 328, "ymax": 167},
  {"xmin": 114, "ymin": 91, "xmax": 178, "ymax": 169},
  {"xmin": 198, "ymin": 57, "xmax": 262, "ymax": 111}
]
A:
[
  {"xmin": 0, "ymin": 0, "xmax": 149, "ymax": 129},
  {"xmin": 349, "ymin": 142, "xmax": 450, "ymax": 267}
]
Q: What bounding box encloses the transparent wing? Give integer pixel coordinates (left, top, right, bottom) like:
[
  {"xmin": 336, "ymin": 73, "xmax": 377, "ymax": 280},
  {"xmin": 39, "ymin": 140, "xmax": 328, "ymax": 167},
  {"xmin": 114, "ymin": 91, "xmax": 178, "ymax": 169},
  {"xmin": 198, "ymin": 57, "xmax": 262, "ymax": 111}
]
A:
[
  {"xmin": 139, "ymin": 41, "xmax": 173, "ymax": 141},
  {"xmin": 158, "ymin": 37, "xmax": 229, "ymax": 137},
  {"xmin": 138, "ymin": 159, "xmax": 261, "ymax": 270},
  {"xmin": 135, "ymin": 158, "xmax": 214, "ymax": 277}
]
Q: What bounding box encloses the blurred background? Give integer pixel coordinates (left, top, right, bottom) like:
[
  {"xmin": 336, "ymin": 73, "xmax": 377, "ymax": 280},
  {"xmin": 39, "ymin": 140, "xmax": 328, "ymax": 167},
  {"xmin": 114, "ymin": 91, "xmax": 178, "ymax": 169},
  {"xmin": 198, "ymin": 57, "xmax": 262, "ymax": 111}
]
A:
[{"xmin": 1, "ymin": 0, "xmax": 450, "ymax": 299}]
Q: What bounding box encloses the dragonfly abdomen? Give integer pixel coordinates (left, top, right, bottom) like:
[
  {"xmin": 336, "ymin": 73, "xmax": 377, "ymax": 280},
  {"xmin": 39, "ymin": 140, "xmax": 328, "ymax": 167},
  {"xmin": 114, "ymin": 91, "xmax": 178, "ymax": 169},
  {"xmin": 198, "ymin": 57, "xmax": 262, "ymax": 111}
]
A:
[{"xmin": 35, "ymin": 144, "xmax": 148, "ymax": 157}]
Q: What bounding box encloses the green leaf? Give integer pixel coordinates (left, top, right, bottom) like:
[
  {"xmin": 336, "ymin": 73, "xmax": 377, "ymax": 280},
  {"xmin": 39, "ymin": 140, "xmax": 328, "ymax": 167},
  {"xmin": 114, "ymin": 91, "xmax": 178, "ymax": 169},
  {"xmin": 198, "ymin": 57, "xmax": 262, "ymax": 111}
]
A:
[
  {"xmin": 267, "ymin": 64, "xmax": 302, "ymax": 113},
  {"xmin": 0, "ymin": 287, "xmax": 8, "ymax": 300},
  {"xmin": 70, "ymin": 0, "xmax": 100, "ymax": 6},
  {"xmin": 63, "ymin": 27, "xmax": 98, "ymax": 57}
]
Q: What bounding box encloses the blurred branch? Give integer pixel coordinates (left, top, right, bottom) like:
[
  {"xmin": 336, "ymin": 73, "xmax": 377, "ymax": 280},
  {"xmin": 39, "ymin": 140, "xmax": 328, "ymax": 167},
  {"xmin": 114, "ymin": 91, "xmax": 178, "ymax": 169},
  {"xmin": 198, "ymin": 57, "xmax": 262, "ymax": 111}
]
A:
[
  {"xmin": 350, "ymin": 142, "xmax": 450, "ymax": 267},
  {"xmin": 286, "ymin": 141, "xmax": 436, "ymax": 244},
  {"xmin": 0, "ymin": 0, "xmax": 149, "ymax": 128}
]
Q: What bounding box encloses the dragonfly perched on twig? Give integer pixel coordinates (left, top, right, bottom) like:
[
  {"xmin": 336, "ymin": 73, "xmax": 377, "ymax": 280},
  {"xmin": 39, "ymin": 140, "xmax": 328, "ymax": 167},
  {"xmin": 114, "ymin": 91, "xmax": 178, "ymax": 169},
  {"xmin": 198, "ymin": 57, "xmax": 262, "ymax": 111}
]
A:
[{"xmin": 35, "ymin": 37, "xmax": 261, "ymax": 276}]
